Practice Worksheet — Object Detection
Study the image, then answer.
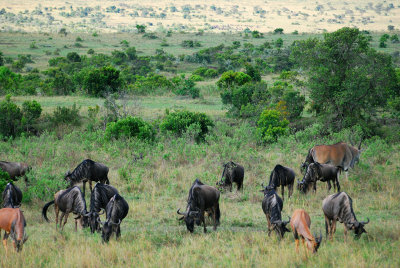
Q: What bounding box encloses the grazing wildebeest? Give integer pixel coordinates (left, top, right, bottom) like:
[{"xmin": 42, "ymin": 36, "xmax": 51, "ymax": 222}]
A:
[
  {"xmin": 100, "ymin": 194, "xmax": 129, "ymax": 243},
  {"xmin": 64, "ymin": 159, "xmax": 109, "ymax": 196},
  {"xmin": 88, "ymin": 183, "xmax": 119, "ymax": 233},
  {"xmin": 322, "ymin": 192, "xmax": 369, "ymax": 240},
  {"xmin": 42, "ymin": 186, "xmax": 89, "ymax": 231},
  {"xmin": 177, "ymin": 179, "xmax": 220, "ymax": 233},
  {"xmin": 265, "ymin": 164, "xmax": 295, "ymax": 200},
  {"xmin": 260, "ymin": 186, "xmax": 290, "ymax": 238},
  {"xmin": 2, "ymin": 182, "xmax": 22, "ymax": 208},
  {"xmin": 301, "ymin": 140, "xmax": 362, "ymax": 179},
  {"xmin": 217, "ymin": 161, "xmax": 244, "ymax": 192},
  {"xmin": 0, "ymin": 161, "xmax": 31, "ymax": 182},
  {"xmin": 290, "ymin": 209, "xmax": 322, "ymax": 254},
  {"xmin": 0, "ymin": 208, "xmax": 28, "ymax": 253},
  {"xmin": 297, "ymin": 163, "xmax": 341, "ymax": 194}
]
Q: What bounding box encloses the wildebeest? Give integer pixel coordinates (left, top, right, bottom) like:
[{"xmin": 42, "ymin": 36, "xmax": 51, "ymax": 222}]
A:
[
  {"xmin": 260, "ymin": 186, "xmax": 290, "ymax": 238},
  {"xmin": 0, "ymin": 208, "xmax": 28, "ymax": 253},
  {"xmin": 0, "ymin": 161, "xmax": 31, "ymax": 182},
  {"xmin": 265, "ymin": 164, "xmax": 295, "ymax": 200},
  {"xmin": 297, "ymin": 163, "xmax": 340, "ymax": 194},
  {"xmin": 100, "ymin": 194, "xmax": 129, "ymax": 243},
  {"xmin": 64, "ymin": 159, "xmax": 109, "ymax": 196},
  {"xmin": 301, "ymin": 141, "xmax": 362, "ymax": 179},
  {"xmin": 217, "ymin": 161, "xmax": 244, "ymax": 192},
  {"xmin": 88, "ymin": 183, "xmax": 119, "ymax": 233},
  {"xmin": 177, "ymin": 179, "xmax": 220, "ymax": 233},
  {"xmin": 42, "ymin": 186, "xmax": 89, "ymax": 231},
  {"xmin": 290, "ymin": 209, "xmax": 322, "ymax": 254},
  {"xmin": 2, "ymin": 182, "xmax": 22, "ymax": 208},
  {"xmin": 322, "ymin": 192, "xmax": 369, "ymax": 240}
]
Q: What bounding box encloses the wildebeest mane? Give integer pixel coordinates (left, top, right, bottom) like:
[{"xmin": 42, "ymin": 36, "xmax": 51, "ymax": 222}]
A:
[
  {"xmin": 331, "ymin": 192, "xmax": 357, "ymax": 224},
  {"xmin": 90, "ymin": 184, "xmax": 118, "ymax": 212},
  {"xmin": 2, "ymin": 183, "xmax": 22, "ymax": 208},
  {"xmin": 66, "ymin": 159, "xmax": 94, "ymax": 183},
  {"xmin": 264, "ymin": 189, "xmax": 283, "ymax": 222},
  {"xmin": 58, "ymin": 186, "xmax": 87, "ymax": 215}
]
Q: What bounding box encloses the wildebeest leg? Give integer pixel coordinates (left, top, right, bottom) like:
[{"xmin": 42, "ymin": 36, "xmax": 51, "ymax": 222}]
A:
[
  {"xmin": 336, "ymin": 178, "xmax": 340, "ymax": 192},
  {"xmin": 3, "ymin": 232, "xmax": 8, "ymax": 254},
  {"xmin": 62, "ymin": 213, "xmax": 70, "ymax": 231},
  {"xmin": 89, "ymin": 180, "xmax": 93, "ymax": 193},
  {"xmin": 293, "ymin": 229, "xmax": 299, "ymax": 252},
  {"xmin": 212, "ymin": 208, "xmax": 217, "ymax": 231},
  {"xmin": 281, "ymin": 186, "xmax": 285, "ymax": 201},
  {"xmin": 327, "ymin": 181, "xmax": 332, "ymax": 192},
  {"xmin": 313, "ymin": 181, "xmax": 317, "ymax": 193},
  {"xmin": 324, "ymin": 215, "xmax": 331, "ymax": 239},
  {"xmin": 288, "ymin": 183, "xmax": 293, "ymax": 198},
  {"xmin": 116, "ymin": 225, "xmax": 121, "ymax": 239},
  {"xmin": 59, "ymin": 212, "xmax": 65, "ymax": 230},
  {"xmin": 55, "ymin": 205, "xmax": 60, "ymax": 229},
  {"xmin": 201, "ymin": 211, "xmax": 207, "ymax": 233},
  {"xmin": 266, "ymin": 216, "xmax": 272, "ymax": 236},
  {"xmin": 331, "ymin": 220, "xmax": 337, "ymax": 239}
]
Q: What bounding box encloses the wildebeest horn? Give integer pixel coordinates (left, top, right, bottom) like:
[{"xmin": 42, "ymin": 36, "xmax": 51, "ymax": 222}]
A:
[
  {"xmin": 109, "ymin": 219, "xmax": 121, "ymax": 225},
  {"xmin": 177, "ymin": 208, "xmax": 186, "ymax": 216},
  {"xmin": 283, "ymin": 216, "xmax": 290, "ymax": 225},
  {"xmin": 83, "ymin": 212, "xmax": 91, "ymax": 217},
  {"xmin": 98, "ymin": 209, "xmax": 105, "ymax": 215},
  {"xmin": 97, "ymin": 218, "xmax": 105, "ymax": 226},
  {"xmin": 361, "ymin": 218, "xmax": 370, "ymax": 225}
]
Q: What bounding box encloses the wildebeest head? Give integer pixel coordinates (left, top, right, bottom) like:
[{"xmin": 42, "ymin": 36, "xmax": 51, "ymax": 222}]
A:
[
  {"xmin": 297, "ymin": 163, "xmax": 320, "ymax": 193},
  {"xmin": 64, "ymin": 171, "xmax": 73, "ymax": 184},
  {"xmin": 10, "ymin": 220, "xmax": 28, "ymax": 252},
  {"xmin": 101, "ymin": 219, "xmax": 121, "ymax": 243},
  {"xmin": 350, "ymin": 218, "xmax": 369, "ymax": 239},
  {"xmin": 88, "ymin": 210, "xmax": 105, "ymax": 233},
  {"xmin": 177, "ymin": 208, "xmax": 199, "ymax": 233},
  {"xmin": 313, "ymin": 231, "xmax": 323, "ymax": 253},
  {"xmin": 271, "ymin": 217, "xmax": 291, "ymax": 238},
  {"xmin": 259, "ymin": 183, "xmax": 275, "ymax": 195},
  {"xmin": 216, "ymin": 161, "xmax": 236, "ymax": 189}
]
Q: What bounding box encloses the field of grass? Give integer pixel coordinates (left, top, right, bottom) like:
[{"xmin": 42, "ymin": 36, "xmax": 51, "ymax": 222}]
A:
[{"xmin": 0, "ymin": 93, "xmax": 399, "ymax": 267}]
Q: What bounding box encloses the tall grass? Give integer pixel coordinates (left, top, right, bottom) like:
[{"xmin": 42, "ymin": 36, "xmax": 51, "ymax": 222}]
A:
[{"xmin": 0, "ymin": 97, "xmax": 399, "ymax": 266}]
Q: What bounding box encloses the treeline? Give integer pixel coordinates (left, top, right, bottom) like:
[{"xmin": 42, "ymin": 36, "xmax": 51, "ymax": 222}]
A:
[{"xmin": 0, "ymin": 27, "xmax": 400, "ymax": 142}]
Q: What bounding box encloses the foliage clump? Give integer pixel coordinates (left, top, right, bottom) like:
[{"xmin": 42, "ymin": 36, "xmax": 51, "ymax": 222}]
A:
[
  {"xmin": 105, "ymin": 116, "xmax": 155, "ymax": 141},
  {"xmin": 160, "ymin": 110, "xmax": 214, "ymax": 142},
  {"xmin": 257, "ymin": 109, "xmax": 289, "ymax": 143}
]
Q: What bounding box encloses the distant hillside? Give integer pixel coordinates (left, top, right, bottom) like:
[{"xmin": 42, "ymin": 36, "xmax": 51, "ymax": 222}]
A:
[{"xmin": 0, "ymin": 0, "xmax": 399, "ymax": 33}]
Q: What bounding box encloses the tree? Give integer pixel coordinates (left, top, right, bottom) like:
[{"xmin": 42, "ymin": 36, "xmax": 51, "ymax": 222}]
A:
[
  {"xmin": 59, "ymin": 28, "xmax": 67, "ymax": 36},
  {"xmin": 83, "ymin": 66, "xmax": 122, "ymax": 97},
  {"xmin": 0, "ymin": 51, "xmax": 4, "ymax": 66},
  {"xmin": 292, "ymin": 27, "xmax": 399, "ymax": 131},
  {"xmin": 136, "ymin": 24, "xmax": 146, "ymax": 33},
  {"xmin": 66, "ymin": 52, "xmax": 81, "ymax": 62},
  {"xmin": 257, "ymin": 109, "xmax": 289, "ymax": 143},
  {"xmin": 274, "ymin": 28, "xmax": 284, "ymax": 34},
  {"xmin": 0, "ymin": 95, "xmax": 22, "ymax": 137},
  {"xmin": 0, "ymin": 66, "xmax": 21, "ymax": 94}
]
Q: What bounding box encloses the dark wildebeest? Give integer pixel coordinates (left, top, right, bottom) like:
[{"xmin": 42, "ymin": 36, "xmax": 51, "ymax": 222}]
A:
[
  {"xmin": 100, "ymin": 194, "xmax": 129, "ymax": 243},
  {"xmin": 297, "ymin": 163, "xmax": 341, "ymax": 194},
  {"xmin": 322, "ymin": 192, "xmax": 369, "ymax": 240},
  {"xmin": 265, "ymin": 164, "xmax": 295, "ymax": 200},
  {"xmin": 64, "ymin": 159, "xmax": 109, "ymax": 196},
  {"xmin": 260, "ymin": 186, "xmax": 290, "ymax": 238},
  {"xmin": 42, "ymin": 186, "xmax": 89, "ymax": 231},
  {"xmin": 217, "ymin": 161, "xmax": 244, "ymax": 192},
  {"xmin": 88, "ymin": 183, "xmax": 119, "ymax": 233},
  {"xmin": 0, "ymin": 208, "xmax": 28, "ymax": 253},
  {"xmin": 177, "ymin": 179, "xmax": 220, "ymax": 233},
  {"xmin": 0, "ymin": 161, "xmax": 31, "ymax": 182},
  {"xmin": 2, "ymin": 182, "xmax": 22, "ymax": 208},
  {"xmin": 301, "ymin": 140, "xmax": 363, "ymax": 179},
  {"xmin": 290, "ymin": 209, "xmax": 322, "ymax": 254}
]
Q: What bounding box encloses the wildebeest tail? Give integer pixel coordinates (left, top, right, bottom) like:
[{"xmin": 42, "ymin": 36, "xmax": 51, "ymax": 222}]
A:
[
  {"xmin": 42, "ymin": 200, "xmax": 55, "ymax": 222},
  {"xmin": 215, "ymin": 203, "xmax": 221, "ymax": 225}
]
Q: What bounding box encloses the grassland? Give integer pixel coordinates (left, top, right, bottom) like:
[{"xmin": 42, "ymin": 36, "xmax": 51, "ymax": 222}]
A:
[{"xmin": 0, "ymin": 92, "xmax": 399, "ymax": 267}]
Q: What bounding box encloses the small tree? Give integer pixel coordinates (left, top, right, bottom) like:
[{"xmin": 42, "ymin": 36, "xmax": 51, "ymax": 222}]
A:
[
  {"xmin": 257, "ymin": 109, "xmax": 289, "ymax": 143},
  {"xmin": 83, "ymin": 66, "xmax": 122, "ymax": 97},
  {"xmin": 66, "ymin": 52, "xmax": 81, "ymax": 62},
  {"xmin": 21, "ymin": 100, "xmax": 42, "ymax": 131},
  {"xmin": 59, "ymin": 28, "xmax": 67, "ymax": 36},
  {"xmin": 136, "ymin": 24, "xmax": 146, "ymax": 33},
  {"xmin": 0, "ymin": 95, "xmax": 22, "ymax": 137},
  {"xmin": 274, "ymin": 28, "xmax": 284, "ymax": 34}
]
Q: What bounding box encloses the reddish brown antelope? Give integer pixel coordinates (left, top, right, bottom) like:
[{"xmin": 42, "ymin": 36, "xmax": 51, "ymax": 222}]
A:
[
  {"xmin": 0, "ymin": 208, "xmax": 28, "ymax": 253},
  {"xmin": 290, "ymin": 209, "xmax": 322, "ymax": 255}
]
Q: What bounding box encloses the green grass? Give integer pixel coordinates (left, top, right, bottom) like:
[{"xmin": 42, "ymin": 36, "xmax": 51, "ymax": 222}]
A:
[{"xmin": 0, "ymin": 94, "xmax": 399, "ymax": 266}]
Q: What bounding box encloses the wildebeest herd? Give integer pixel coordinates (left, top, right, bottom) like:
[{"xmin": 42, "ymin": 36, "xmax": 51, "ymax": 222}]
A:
[{"xmin": 0, "ymin": 141, "xmax": 369, "ymax": 256}]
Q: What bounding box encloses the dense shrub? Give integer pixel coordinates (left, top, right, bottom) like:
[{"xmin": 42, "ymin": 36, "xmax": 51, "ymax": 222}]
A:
[
  {"xmin": 21, "ymin": 100, "xmax": 42, "ymax": 131},
  {"xmin": 66, "ymin": 52, "xmax": 81, "ymax": 62},
  {"xmin": 0, "ymin": 66, "xmax": 21, "ymax": 95},
  {"xmin": 105, "ymin": 116, "xmax": 155, "ymax": 141},
  {"xmin": 130, "ymin": 74, "xmax": 173, "ymax": 95},
  {"xmin": 257, "ymin": 109, "xmax": 289, "ymax": 143},
  {"xmin": 216, "ymin": 71, "xmax": 251, "ymax": 89},
  {"xmin": 192, "ymin": 67, "xmax": 218, "ymax": 78},
  {"xmin": 83, "ymin": 66, "xmax": 122, "ymax": 97},
  {"xmin": 0, "ymin": 170, "xmax": 10, "ymax": 194},
  {"xmin": 160, "ymin": 110, "xmax": 214, "ymax": 141},
  {"xmin": 0, "ymin": 95, "xmax": 22, "ymax": 137},
  {"xmin": 50, "ymin": 104, "xmax": 81, "ymax": 126},
  {"xmin": 172, "ymin": 75, "xmax": 200, "ymax": 98}
]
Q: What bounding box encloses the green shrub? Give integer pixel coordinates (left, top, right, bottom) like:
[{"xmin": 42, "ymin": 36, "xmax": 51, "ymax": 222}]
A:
[
  {"xmin": 21, "ymin": 100, "xmax": 42, "ymax": 131},
  {"xmin": 50, "ymin": 104, "xmax": 81, "ymax": 126},
  {"xmin": 257, "ymin": 109, "xmax": 289, "ymax": 143},
  {"xmin": 160, "ymin": 110, "xmax": 214, "ymax": 141},
  {"xmin": 204, "ymin": 69, "xmax": 218, "ymax": 78},
  {"xmin": 0, "ymin": 170, "xmax": 11, "ymax": 193},
  {"xmin": 0, "ymin": 95, "xmax": 22, "ymax": 137},
  {"xmin": 0, "ymin": 66, "xmax": 21, "ymax": 95},
  {"xmin": 131, "ymin": 74, "xmax": 172, "ymax": 95},
  {"xmin": 105, "ymin": 116, "xmax": 155, "ymax": 141},
  {"xmin": 67, "ymin": 52, "xmax": 81, "ymax": 62},
  {"xmin": 216, "ymin": 71, "xmax": 251, "ymax": 89},
  {"xmin": 189, "ymin": 74, "xmax": 203, "ymax": 82},
  {"xmin": 83, "ymin": 66, "xmax": 122, "ymax": 97}
]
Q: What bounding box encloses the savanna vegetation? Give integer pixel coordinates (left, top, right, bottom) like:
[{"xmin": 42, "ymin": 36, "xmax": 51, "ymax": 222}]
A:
[{"xmin": 0, "ymin": 26, "xmax": 399, "ymax": 267}]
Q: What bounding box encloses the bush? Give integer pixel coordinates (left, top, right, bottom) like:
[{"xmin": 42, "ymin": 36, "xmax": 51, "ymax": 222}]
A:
[
  {"xmin": 83, "ymin": 66, "xmax": 122, "ymax": 97},
  {"xmin": 189, "ymin": 74, "xmax": 203, "ymax": 82},
  {"xmin": 21, "ymin": 100, "xmax": 42, "ymax": 131},
  {"xmin": 257, "ymin": 109, "xmax": 289, "ymax": 143},
  {"xmin": 172, "ymin": 76, "xmax": 200, "ymax": 98},
  {"xmin": 0, "ymin": 95, "xmax": 22, "ymax": 137},
  {"xmin": 0, "ymin": 66, "xmax": 21, "ymax": 95},
  {"xmin": 131, "ymin": 74, "xmax": 173, "ymax": 95},
  {"xmin": 105, "ymin": 116, "xmax": 155, "ymax": 141},
  {"xmin": 0, "ymin": 170, "xmax": 10, "ymax": 194},
  {"xmin": 216, "ymin": 71, "xmax": 251, "ymax": 89},
  {"xmin": 50, "ymin": 104, "xmax": 81, "ymax": 126},
  {"xmin": 67, "ymin": 52, "xmax": 81, "ymax": 62},
  {"xmin": 160, "ymin": 110, "xmax": 214, "ymax": 142}
]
